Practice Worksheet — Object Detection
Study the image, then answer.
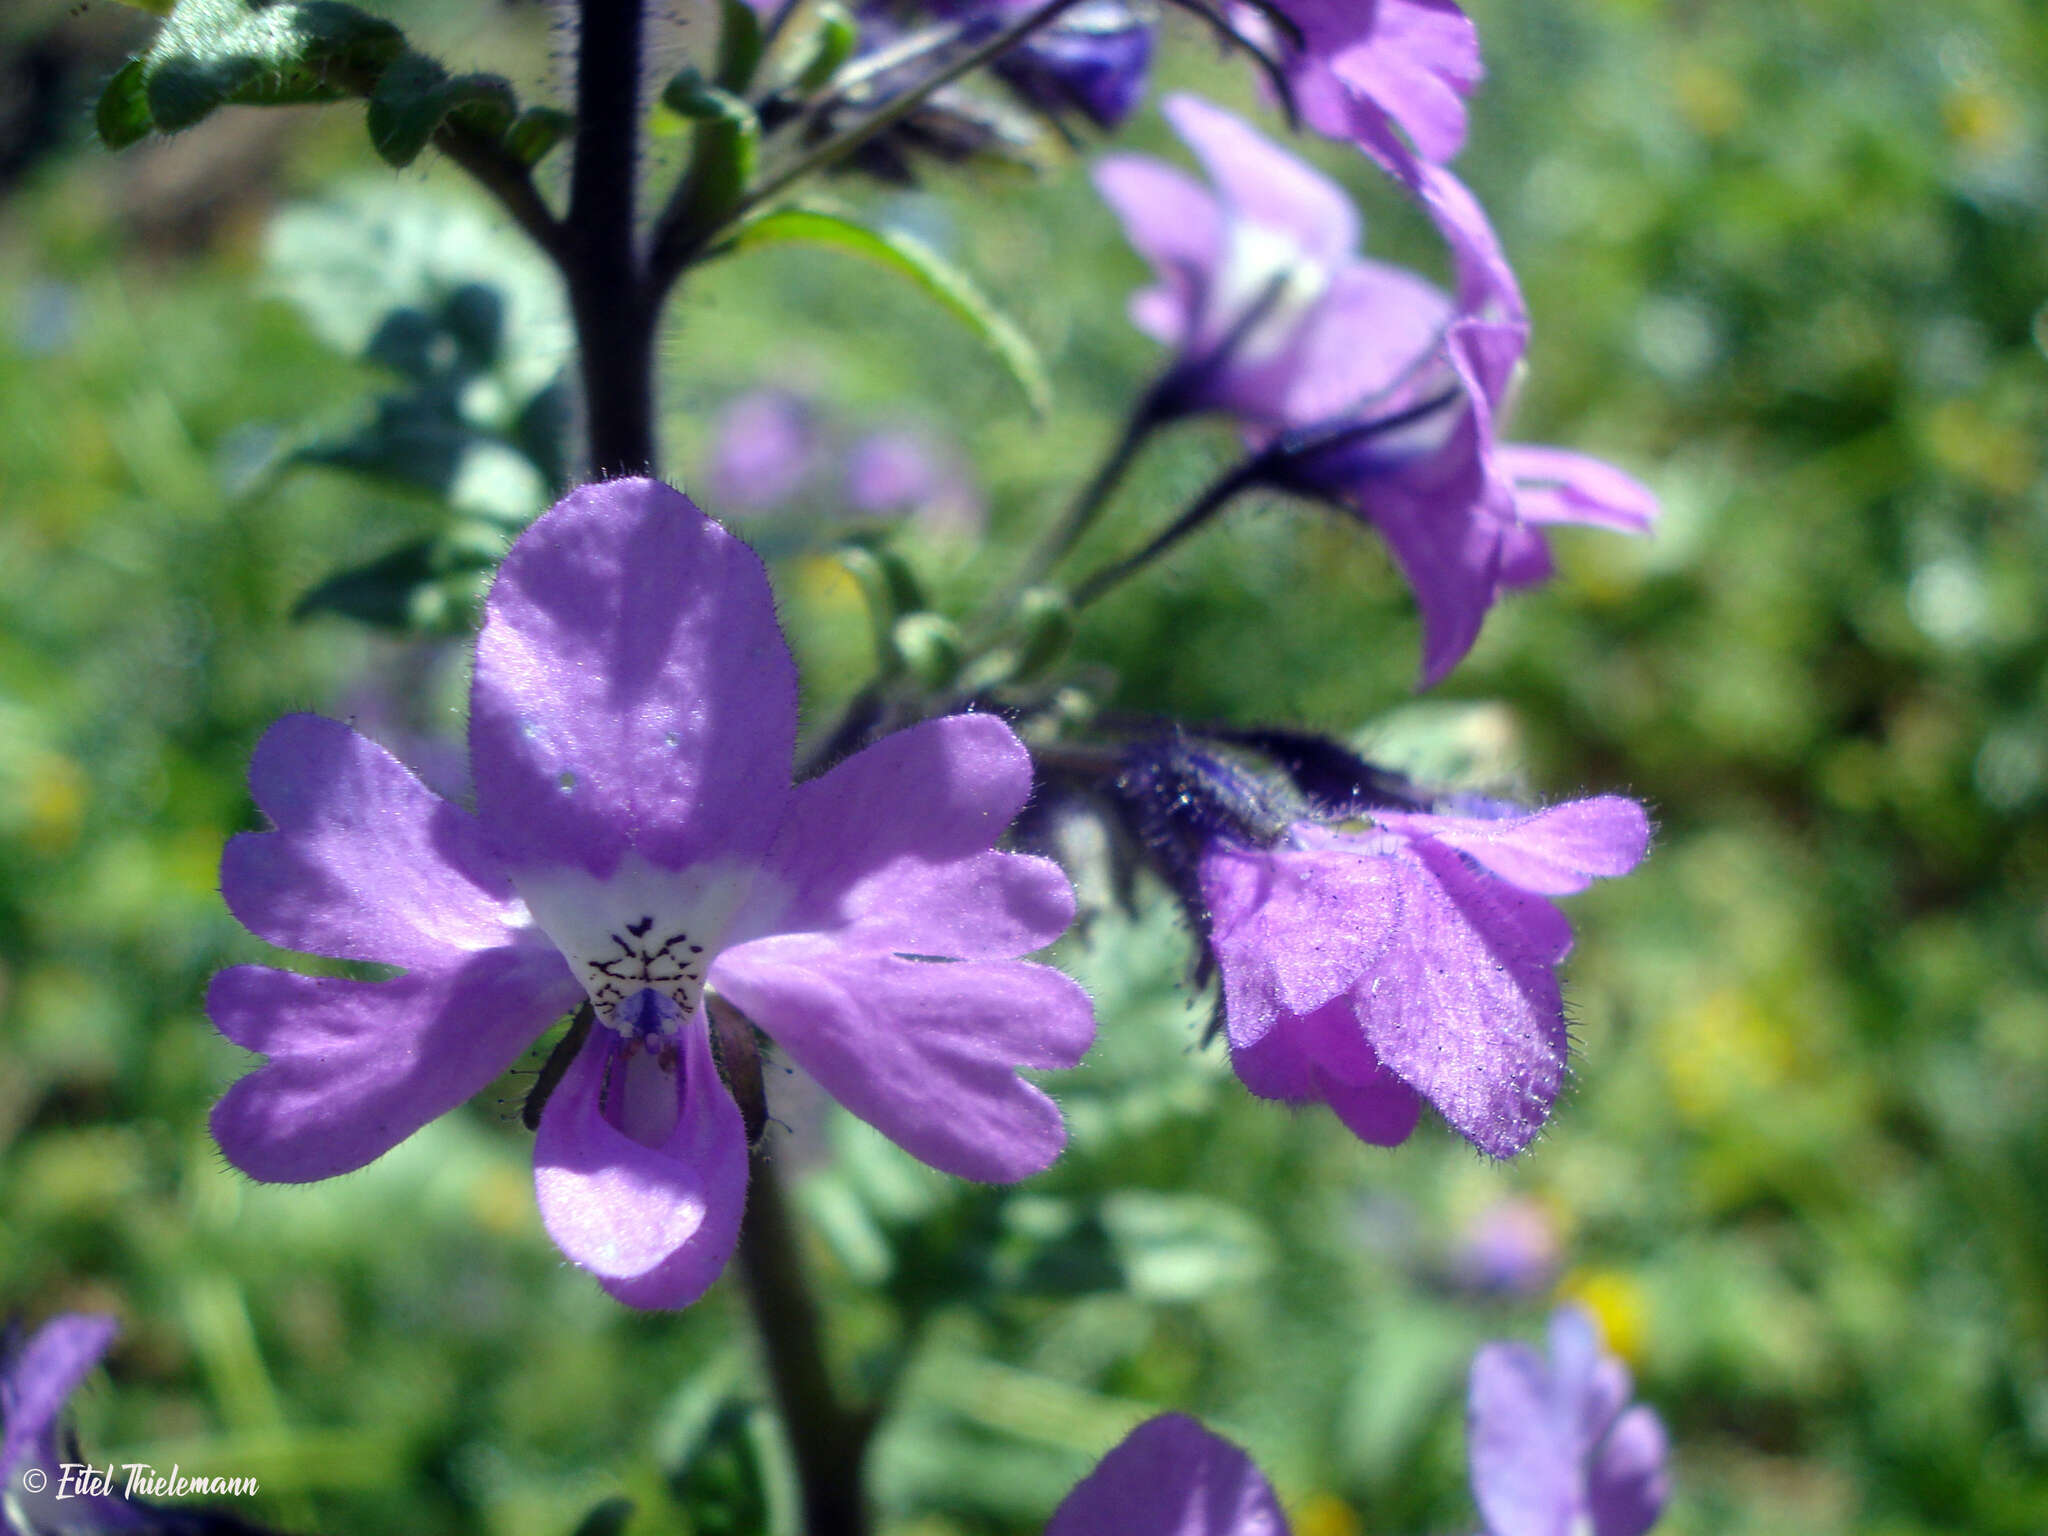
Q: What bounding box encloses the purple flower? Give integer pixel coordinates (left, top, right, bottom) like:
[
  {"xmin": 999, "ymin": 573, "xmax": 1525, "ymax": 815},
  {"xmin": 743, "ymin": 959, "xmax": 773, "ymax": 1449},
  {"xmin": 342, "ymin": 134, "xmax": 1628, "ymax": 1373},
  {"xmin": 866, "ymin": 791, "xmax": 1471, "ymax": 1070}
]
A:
[
  {"xmin": 1265, "ymin": 157, "xmax": 1655, "ymax": 685},
  {"xmin": 3, "ymin": 1317, "xmax": 291, "ymax": 1536},
  {"xmin": 209, "ymin": 478, "xmax": 1094, "ymax": 1310},
  {"xmin": 843, "ymin": 428, "xmax": 985, "ymax": 538},
  {"xmin": 1046, "ymin": 1415, "xmax": 1288, "ymax": 1536},
  {"xmin": 1096, "ymin": 97, "xmax": 1654, "ymax": 684},
  {"xmin": 2, "ymin": 1314, "xmax": 144, "ymax": 1535},
  {"xmin": 1447, "ymin": 1197, "xmax": 1561, "ymax": 1297},
  {"xmin": 1248, "ymin": 0, "xmax": 1483, "ymax": 174},
  {"xmin": 706, "ymin": 389, "xmax": 821, "ymax": 513},
  {"xmin": 1039, "ymin": 1326, "xmax": 1666, "ymax": 1536},
  {"xmin": 1469, "ymin": 1308, "xmax": 1671, "ymax": 1536},
  {"xmin": 0, "ymin": 1315, "xmax": 194, "ymax": 1536},
  {"xmin": 979, "ymin": 0, "xmax": 1155, "ymax": 129},
  {"xmin": 1201, "ymin": 796, "xmax": 1650, "ymax": 1158},
  {"xmin": 1094, "ymin": 95, "xmax": 1448, "ymax": 427}
]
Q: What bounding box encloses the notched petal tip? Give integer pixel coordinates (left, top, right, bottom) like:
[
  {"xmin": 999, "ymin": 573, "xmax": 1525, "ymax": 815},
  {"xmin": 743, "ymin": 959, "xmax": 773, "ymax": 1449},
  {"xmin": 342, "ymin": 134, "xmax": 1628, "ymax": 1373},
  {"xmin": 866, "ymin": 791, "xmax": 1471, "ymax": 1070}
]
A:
[{"xmin": 207, "ymin": 950, "xmax": 580, "ymax": 1184}]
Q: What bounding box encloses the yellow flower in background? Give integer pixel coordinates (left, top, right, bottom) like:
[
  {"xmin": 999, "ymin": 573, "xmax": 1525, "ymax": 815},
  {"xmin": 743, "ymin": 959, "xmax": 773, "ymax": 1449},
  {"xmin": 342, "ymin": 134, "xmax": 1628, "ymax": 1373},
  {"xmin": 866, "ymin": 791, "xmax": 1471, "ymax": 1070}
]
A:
[
  {"xmin": 1658, "ymin": 986, "xmax": 1794, "ymax": 1124},
  {"xmin": 1557, "ymin": 1268, "xmax": 1649, "ymax": 1368},
  {"xmin": 1293, "ymin": 1493, "xmax": 1362, "ymax": 1536}
]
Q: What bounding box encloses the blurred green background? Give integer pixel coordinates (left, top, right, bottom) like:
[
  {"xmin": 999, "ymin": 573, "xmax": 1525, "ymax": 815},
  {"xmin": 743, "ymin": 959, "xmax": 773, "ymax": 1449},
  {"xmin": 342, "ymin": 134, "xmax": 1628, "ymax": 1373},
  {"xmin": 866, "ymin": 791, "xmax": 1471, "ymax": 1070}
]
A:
[{"xmin": 3, "ymin": 0, "xmax": 2047, "ymax": 1532}]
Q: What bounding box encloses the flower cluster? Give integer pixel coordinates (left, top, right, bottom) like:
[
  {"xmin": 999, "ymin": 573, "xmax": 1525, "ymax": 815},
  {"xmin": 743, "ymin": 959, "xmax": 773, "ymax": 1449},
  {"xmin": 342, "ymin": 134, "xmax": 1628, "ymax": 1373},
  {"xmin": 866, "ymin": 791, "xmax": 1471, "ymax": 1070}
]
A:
[{"xmin": 139, "ymin": 0, "xmax": 1680, "ymax": 1519}]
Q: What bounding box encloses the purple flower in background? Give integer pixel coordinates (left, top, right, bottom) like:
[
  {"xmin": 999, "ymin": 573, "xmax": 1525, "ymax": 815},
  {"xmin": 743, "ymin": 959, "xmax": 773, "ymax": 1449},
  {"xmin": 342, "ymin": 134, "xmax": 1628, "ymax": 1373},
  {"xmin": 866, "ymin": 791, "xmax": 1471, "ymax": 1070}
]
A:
[
  {"xmin": 706, "ymin": 389, "xmax": 820, "ymax": 512},
  {"xmin": 1267, "ymin": 158, "xmax": 1656, "ymax": 684},
  {"xmin": 1097, "ymin": 96, "xmax": 1654, "ymax": 684},
  {"xmin": 1023, "ymin": 1329, "xmax": 1665, "ymax": 1536},
  {"xmin": 1046, "ymin": 1414, "xmax": 1289, "ymax": 1536},
  {"xmin": 1201, "ymin": 795, "xmax": 1650, "ymax": 1158},
  {"xmin": 1095, "ymin": 95, "xmax": 1451, "ymax": 426},
  {"xmin": 210, "ymin": 478, "xmax": 1093, "ymax": 1309},
  {"xmin": 1470, "ymin": 1308, "xmax": 1671, "ymax": 1536},
  {"xmin": 2, "ymin": 1314, "xmax": 146, "ymax": 1535},
  {"xmin": 3, "ymin": 1317, "xmax": 288, "ymax": 1536},
  {"xmin": 1246, "ymin": 0, "xmax": 1482, "ymax": 175},
  {"xmin": 844, "ymin": 428, "xmax": 986, "ymax": 537},
  {"xmin": 1448, "ymin": 1197, "xmax": 1561, "ymax": 1297},
  {"xmin": 978, "ymin": 0, "xmax": 1155, "ymax": 129}
]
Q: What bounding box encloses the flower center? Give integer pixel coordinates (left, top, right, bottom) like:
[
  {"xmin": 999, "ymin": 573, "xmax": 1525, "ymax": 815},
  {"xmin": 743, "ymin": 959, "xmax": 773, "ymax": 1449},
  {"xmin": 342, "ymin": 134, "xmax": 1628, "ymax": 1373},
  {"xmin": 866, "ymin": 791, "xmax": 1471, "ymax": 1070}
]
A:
[
  {"xmin": 1208, "ymin": 220, "xmax": 1331, "ymax": 365},
  {"xmin": 584, "ymin": 919, "xmax": 705, "ymax": 1040},
  {"xmin": 514, "ymin": 853, "xmax": 768, "ymax": 1044}
]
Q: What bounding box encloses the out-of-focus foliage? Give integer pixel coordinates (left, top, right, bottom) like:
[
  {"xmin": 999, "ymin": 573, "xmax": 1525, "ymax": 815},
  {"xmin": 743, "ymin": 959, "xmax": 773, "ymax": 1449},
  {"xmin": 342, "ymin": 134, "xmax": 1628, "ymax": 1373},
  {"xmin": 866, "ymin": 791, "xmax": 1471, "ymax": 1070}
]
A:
[{"xmin": 2, "ymin": 1, "xmax": 2046, "ymax": 1534}]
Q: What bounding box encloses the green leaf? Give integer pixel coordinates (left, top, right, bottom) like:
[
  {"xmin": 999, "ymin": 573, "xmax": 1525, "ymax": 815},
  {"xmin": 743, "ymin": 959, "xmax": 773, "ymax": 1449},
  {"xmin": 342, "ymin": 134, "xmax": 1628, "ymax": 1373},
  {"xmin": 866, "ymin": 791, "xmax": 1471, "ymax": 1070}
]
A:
[
  {"xmin": 138, "ymin": 0, "xmax": 405, "ymax": 134},
  {"xmin": 292, "ymin": 530, "xmax": 501, "ymax": 633},
  {"xmin": 729, "ymin": 206, "xmax": 1051, "ymax": 417},
  {"xmin": 296, "ymin": 407, "xmax": 550, "ymax": 525},
  {"xmin": 565, "ymin": 1498, "xmax": 635, "ymax": 1536},
  {"xmin": 505, "ymin": 106, "xmax": 574, "ymax": 168},
  {"xmin": 265, "ymin": 189, "xmax": 571, "ymax": 411},
  {"xmin": 660, "ymin": 71, "xmax": 753, "ymax": 125},
  {"xmin": 667, "ymin": 1402, "xmax": 772, "ymax": 1536},
  {"xmin": 662, "ymin": 78, "xmax": 761, "ymax": 240},
  {"xmin": 95, "ymin": 59, "xmax": 154, "ymax": 149},
  {"xmin": 367, "ymin": 51, "xmax": 517, "ymax": 169},
  {"xmin": 713, "ymin": 0, "xmax": 765, "ymax": 93}
]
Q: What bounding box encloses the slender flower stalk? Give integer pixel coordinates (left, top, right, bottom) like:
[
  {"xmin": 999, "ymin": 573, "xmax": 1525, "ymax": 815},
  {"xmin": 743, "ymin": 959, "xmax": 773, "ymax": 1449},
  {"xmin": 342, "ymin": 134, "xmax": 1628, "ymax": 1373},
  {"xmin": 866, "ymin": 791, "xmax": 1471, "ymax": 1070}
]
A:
[
  {"xmin": 1070, "ymin": 453, "xmax": 1267, "ymax": 609},
  {"xmin": 737, "ymin": 1149, "xmax": 875, "ymax": 1536},
  {"xmin": 995, "ymin": 381, "xmax": 1171, "ymax": 610}
]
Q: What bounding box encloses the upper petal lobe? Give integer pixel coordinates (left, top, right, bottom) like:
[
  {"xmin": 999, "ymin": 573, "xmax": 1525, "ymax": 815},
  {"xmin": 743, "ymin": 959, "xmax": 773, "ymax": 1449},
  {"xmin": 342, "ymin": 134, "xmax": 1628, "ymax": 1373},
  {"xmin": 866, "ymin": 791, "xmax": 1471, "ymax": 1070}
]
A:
[
  {"xmin": 470, "ymin": 478, "xmax": 800, "ymax": 880},
  {"xmin": 752, "ymin": 714, "xmax": 1074, "ymax": 959}
]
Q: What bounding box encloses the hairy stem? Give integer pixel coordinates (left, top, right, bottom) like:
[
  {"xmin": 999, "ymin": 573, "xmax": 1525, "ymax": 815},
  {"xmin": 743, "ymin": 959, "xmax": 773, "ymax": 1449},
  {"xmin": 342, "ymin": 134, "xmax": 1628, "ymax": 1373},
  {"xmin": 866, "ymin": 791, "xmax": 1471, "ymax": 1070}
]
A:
[
  {"xmin": 1001, "ymin": 387, "xmax": 1167, "ymax": 602},
  {"xmin": 737, "ymin": 1146, "xmax": 875, "ymax": 1536},
  {"xmin": 568, "ymin": 0, "xmax": 656, "ymax": 474},
  {"xmin": 1070, "ymin": 455, "xmax": 1268, "ymax": 609}
]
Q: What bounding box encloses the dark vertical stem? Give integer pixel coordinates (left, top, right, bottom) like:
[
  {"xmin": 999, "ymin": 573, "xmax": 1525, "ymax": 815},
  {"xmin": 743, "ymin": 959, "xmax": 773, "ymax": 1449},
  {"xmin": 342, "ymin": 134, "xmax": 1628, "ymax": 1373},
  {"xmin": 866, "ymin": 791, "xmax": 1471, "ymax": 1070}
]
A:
[
  {"xmin": 738, "ymin": 1147, "xmax": 874, "ymax": 1536},
  {"xmin": 568, "ymin": 0, "xmax": 655, "ymax": 475}
]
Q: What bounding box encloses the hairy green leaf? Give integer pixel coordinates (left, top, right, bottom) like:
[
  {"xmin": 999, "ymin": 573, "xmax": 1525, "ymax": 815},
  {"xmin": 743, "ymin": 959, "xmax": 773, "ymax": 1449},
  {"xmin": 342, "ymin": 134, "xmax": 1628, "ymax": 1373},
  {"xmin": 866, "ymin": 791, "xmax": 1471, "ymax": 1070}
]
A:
[
  {"xmin": 139, "ymin": 0, "xmax": 405, "ymax": 133},
  {"xmin": 367, "ymin": 51, "xmax": 516, "ymax": 169},
  {"xmin": 505, "ymin": 106, "xmax": 574, "ymax": 168},
  {"xmin": 713, "ymin": 0, "xmax": 765, "ymax": 93},
  {"xmin": 95, "ymin": 59, "xmax": 154, "ymax": 149},
  {"xmin": 292, "ymin": 530, "xmax": 502, "ymax": 633}
]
